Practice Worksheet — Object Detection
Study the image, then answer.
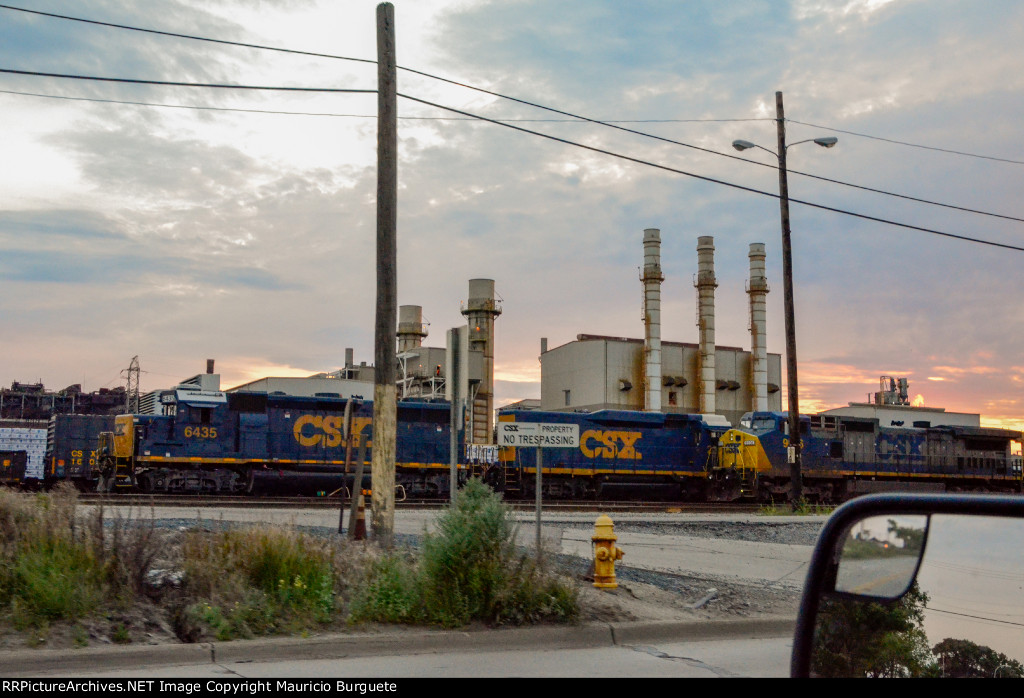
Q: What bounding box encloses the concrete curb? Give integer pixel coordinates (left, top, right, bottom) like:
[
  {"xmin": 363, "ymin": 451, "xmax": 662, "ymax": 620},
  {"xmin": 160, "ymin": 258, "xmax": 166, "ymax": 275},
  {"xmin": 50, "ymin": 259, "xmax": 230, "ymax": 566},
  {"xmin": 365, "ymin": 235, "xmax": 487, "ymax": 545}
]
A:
[{"xmin": 4, "ymin": 617, "xmax": 796, "ymax": 677}]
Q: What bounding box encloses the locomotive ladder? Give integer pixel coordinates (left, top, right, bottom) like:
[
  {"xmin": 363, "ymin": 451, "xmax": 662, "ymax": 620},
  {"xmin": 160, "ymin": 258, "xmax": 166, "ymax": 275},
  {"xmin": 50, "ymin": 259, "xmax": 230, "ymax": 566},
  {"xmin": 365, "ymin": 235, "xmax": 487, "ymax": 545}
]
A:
[
  {"xmin": 739, "ymin": 473, "xmax": 757, "ymax": 499},
  {"xmin": 502, "ymin": 453, "xmax": 523, "ymax": 495}
]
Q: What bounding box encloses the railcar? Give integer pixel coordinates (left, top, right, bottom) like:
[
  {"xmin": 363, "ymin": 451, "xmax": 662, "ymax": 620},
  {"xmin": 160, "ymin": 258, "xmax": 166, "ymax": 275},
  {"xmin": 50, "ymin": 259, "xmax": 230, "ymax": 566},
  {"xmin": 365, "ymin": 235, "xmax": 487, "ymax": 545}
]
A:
[
  {"xmin": 44, "ymin": 414, "xmax": 116, "ymax": 487},
  {"xmin": 0, "ymin": 451, "xmax": 27, "ymax": 486},
  {"xmin": 736, "ymin": 411, "xmax": 1024, "ymax": 502}
]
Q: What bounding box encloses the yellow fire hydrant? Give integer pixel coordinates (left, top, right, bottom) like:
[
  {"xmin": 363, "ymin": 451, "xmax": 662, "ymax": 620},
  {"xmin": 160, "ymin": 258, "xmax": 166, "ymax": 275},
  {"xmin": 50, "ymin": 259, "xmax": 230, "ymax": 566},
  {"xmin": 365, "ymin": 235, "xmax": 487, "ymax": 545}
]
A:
[{"xmin": 592, "ymin": 514, "xmax": 625, "ymax": 589}]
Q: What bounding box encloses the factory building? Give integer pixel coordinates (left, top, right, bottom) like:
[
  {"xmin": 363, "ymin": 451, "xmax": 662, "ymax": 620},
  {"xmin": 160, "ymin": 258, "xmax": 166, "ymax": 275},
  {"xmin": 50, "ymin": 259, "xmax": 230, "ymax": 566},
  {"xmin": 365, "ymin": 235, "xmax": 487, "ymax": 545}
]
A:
[
  {"xmin": 229, "ymin": 349, "xmax": 374, "ymax": 401},
  {"xmin": 539, "ymin": 230, "xmax": 783, "ymax": 427},
  {"xmin": 395, "ymin": 305, "xmax": 448, "ymax": 401},
  {"xmin": 820, "ymin": 376, "xmax": 980, "ymax": 430},
  {"xmin": 540, "ymin": 335, "xmax": 781, "ymax": 426}
]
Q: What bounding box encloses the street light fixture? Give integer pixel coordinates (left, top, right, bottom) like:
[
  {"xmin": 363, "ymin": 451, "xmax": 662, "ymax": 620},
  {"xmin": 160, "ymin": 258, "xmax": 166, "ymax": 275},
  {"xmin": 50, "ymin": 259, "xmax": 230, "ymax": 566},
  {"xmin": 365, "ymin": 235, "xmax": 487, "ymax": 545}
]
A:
[{"xmin": 733, "ymin": 91, "xmax": 837, "ymax": 506}]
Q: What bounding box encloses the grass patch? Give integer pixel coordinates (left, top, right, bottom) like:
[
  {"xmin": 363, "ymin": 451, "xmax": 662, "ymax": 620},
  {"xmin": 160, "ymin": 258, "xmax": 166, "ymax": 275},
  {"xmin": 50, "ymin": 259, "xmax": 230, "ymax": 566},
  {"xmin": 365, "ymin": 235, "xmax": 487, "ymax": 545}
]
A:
[
  {"xmin": 759, "ymin": 499, "xmax": 835, "ymax": 516},
  {"xmin": 0, "ymin": 485, "xmax": 161, "ymax": 630}
]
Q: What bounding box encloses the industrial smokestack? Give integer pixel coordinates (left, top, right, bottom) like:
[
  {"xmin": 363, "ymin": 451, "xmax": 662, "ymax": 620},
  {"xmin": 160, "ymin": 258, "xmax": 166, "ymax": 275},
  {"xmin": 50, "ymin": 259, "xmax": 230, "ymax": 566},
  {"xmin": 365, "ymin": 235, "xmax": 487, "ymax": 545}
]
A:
[
  {"xmin": 641, "ymin": 228, "xmax": 664, "ymax": 411},
  {"xmin": 397, "ymin": 305, "xmax": 428, "ymax": 352},
  {"xmin": 748, "ymin": 243, "xmax": 769, "ymax": 412},
  {"xmin": 695, "ymin": 236, "xmax": 717, "ymax": 414},
  {"xmin": 461, "ymin": 279, "xmax": 502, "ymax": 444},
  {"xmin": 206, "ymin": 359, "xmax": 215, "ymax": 375}
]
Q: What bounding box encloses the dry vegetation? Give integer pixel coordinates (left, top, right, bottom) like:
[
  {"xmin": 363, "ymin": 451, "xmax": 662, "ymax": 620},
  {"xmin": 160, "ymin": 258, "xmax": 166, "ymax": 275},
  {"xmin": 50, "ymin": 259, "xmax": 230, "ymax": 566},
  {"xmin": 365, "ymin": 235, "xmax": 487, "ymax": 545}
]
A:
[{"xmin": 0, "ymin": 481, "xmax": 578, "ymax": 649}]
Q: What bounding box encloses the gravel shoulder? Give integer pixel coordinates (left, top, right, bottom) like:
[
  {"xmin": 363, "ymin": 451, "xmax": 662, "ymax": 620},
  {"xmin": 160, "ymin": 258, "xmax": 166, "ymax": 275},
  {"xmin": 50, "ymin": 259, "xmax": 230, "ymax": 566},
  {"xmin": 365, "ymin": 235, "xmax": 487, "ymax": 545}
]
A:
[{"xmin": 562, "ymin": 519, "xmax": 820, "ymax": 624}]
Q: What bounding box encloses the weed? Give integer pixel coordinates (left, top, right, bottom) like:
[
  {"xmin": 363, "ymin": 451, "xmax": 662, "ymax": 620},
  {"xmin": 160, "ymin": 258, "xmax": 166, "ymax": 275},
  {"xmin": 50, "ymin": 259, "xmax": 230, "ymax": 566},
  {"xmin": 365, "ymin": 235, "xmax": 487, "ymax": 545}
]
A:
[
  {"xmin": 759, "ymin": 498, "xmax": 834, "ymax": 516},
  {"xmin": 177, "ymin": 525, "xmax": 338, "ymax": 641},
  {"xmin": 10, "ymin": 541, "xmax": 103, "ymax": 621},
  {"xmin": 111, "ymin": 623, "xmax": 131, "ymax": 645},
  {"xmin": 348, "ymin": 551, "xmax": 421, "ymax": 624}
]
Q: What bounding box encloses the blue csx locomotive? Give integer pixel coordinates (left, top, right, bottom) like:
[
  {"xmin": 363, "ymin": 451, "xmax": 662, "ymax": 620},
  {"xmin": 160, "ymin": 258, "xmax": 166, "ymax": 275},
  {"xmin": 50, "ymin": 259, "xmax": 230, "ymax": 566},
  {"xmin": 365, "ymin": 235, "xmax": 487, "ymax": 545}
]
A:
[
  {"xmin": 92, "ymin": 389, "xmax": 453, "ymax": 496},
  {"xmin": 42, "ymin": 387, "xmax": 1023, "ymax": 502}
]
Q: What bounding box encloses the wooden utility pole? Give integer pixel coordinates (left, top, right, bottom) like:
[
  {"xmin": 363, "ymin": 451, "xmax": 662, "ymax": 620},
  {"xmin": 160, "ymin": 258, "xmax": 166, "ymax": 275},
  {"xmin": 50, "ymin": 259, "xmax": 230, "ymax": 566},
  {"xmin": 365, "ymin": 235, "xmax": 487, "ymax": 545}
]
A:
[
  {"xmin": 775, "ymin": 90, "xmax": 803, "ymax": 504},
  {"xmin": 372, "ymin": 1, "xmax": 397, "ymax": 544}
]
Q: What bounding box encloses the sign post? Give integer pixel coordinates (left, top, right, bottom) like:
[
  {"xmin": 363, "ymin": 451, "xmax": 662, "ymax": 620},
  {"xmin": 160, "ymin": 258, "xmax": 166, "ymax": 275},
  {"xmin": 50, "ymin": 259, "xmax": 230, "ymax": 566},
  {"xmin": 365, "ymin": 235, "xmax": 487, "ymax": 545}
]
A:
[{"xmin": 497, "ymin": 422, "xmax": 579, "ymax": 561}]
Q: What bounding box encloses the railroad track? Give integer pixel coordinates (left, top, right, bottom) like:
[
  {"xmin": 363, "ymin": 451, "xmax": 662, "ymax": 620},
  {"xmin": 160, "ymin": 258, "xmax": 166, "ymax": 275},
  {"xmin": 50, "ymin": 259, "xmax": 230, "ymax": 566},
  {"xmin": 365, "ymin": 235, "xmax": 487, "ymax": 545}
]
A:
[{"xmin": 77, "ymin": 493, "xmax": 763, "ymax": 514}]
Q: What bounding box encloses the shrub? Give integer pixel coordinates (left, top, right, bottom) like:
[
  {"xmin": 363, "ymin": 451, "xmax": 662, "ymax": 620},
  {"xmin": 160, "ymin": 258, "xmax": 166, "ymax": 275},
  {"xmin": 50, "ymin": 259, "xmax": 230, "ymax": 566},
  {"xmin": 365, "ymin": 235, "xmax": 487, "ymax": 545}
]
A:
[{"xmin": 352, "ymin": 478, "xmax": 578, "ymax": 628}]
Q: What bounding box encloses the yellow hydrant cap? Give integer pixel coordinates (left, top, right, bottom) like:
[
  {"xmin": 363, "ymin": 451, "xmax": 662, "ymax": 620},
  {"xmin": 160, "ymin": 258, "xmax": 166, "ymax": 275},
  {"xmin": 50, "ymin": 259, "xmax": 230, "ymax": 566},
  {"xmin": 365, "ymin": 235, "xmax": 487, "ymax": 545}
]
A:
[{"xmin": 592, "ymin": 514, "xmax": 617, "ymax": 541}]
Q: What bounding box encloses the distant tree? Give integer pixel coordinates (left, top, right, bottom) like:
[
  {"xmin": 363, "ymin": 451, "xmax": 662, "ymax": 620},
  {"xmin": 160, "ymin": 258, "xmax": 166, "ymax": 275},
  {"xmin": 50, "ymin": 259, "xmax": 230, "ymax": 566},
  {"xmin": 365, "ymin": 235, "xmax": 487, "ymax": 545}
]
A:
[
  {"xmin": 887, "ymin": 518, "xmax": 925, "ymax": 552},
  {"xmin": 812, "ymin": 584, "xmax": 936, "ymax": 678},
  {"xmin": 933, "ymin": 638, "xmax": 1024, "ymax": 678}
]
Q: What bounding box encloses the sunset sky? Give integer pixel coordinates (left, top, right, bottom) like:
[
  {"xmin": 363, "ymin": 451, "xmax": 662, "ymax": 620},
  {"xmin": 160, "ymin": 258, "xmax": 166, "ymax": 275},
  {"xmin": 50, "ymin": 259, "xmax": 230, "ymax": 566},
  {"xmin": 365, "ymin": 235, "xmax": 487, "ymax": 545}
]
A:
[{"xmin": 1, "ymin": 0, "xmax": 1022, "ymax": 431}]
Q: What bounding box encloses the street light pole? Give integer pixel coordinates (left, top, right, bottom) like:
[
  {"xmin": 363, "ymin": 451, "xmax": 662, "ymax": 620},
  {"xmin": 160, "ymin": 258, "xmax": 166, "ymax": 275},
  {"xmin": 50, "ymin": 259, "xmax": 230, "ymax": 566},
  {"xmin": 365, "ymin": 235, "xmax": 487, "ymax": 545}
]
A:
[
  {"xmin": 732, "ymin": 91, "xmax": 837, "ymax": 507},
  {"xmin": 775, "ymin": 90, "xmax": 803, "ymax": 505}
]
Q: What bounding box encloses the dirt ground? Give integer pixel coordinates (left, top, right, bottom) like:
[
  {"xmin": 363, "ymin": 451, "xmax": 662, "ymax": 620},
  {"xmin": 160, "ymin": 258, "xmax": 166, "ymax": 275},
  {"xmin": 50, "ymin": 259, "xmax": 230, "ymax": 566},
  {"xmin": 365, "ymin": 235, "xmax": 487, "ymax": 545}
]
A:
[{"xmin": 574, "ymin": 567, "xmax": 800, "ymax": 624}]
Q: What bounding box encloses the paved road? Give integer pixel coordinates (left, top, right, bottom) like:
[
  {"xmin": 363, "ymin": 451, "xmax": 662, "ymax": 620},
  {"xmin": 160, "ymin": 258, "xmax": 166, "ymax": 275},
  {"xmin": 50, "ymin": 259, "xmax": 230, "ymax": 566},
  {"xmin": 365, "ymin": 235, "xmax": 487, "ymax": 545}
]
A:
[
  {"xmin": 64, "ymin": 635, "xmax": 794, "ymax": 678},
  {"xmin": 11, "ymin": 619, "xmax": 795, "ymax": 679}
]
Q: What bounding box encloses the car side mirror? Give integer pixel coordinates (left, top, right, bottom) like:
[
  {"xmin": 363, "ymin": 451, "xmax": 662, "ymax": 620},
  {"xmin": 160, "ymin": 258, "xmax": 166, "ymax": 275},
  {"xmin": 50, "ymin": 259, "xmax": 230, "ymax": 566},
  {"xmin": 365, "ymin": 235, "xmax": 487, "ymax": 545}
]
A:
[{"xmin": 792, "ymin": 493, "xmax": 1024, "ymax": 678}]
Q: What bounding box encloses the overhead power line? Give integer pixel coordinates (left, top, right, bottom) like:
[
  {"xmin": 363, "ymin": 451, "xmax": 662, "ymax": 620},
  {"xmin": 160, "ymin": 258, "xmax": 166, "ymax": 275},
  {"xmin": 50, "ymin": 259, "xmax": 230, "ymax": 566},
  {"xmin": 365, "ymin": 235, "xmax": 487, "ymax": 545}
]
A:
[
  {"xmin": 0, "ymin": 88, "xmax": 377, "ymax": 117},
  {"xmin": 3, "ymin": 64, "xmax": 1022, "ymax": 250},
  {"xmin": 4, "ymin": 80, "xmax": 1022, "ymax": 226},
  {"xmin": 398, "ymin": 93, "xmax": 1024, "ymax": 253},
  {"xmin": 1, "ymin": 63, "xmax": 1020, "ymax": 251},
  {"xmin": 788, "ymin": 119, "xmax": 1024, "ymax": 166},
  {"xmin": 2, "ymin": 3, "xmax": 1022, "ymax": 222},
  {"xmin": 927, "ymin": 606, "xmax": 1024, "ymax": 628},
  {"xmin": 0, "ymin": 3, "xmax": 376, "ymax": 66},
  {"xmin": 0, "ymin": 68, "xmax": 373, "ymax": 94},
  {"xmin": 0, "ymin": 87, "xmax": 762, "ymax": 122}
]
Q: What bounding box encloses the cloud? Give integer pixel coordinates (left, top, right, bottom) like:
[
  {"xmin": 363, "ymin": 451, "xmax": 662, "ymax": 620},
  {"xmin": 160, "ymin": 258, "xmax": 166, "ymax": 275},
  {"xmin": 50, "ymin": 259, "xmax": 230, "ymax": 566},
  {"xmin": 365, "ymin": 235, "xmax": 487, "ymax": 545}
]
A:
[{"xmin": 0, "ymin": 0, "xmax": 1022, "ymax": 435}]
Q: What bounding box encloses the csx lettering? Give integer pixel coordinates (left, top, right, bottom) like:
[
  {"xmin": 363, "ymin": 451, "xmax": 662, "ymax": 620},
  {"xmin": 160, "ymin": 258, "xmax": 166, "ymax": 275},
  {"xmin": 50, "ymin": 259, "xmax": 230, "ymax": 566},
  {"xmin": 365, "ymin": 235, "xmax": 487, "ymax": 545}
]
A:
[
  {"xmin": 293, "ymin": 415, "xmax": 371, "ymax": 448},
  {"xmin": 294, "ymin": 415, "xmax": 342, "ymax": 448},
  {"xmin": 579, "ymin": 430, "xmax": 642, "ymax": 460}
]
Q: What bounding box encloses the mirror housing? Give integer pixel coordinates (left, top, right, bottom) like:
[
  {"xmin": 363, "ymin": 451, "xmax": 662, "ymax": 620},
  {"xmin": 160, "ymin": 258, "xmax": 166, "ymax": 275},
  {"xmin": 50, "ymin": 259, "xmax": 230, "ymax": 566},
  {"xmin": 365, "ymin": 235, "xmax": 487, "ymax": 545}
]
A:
[{"xmin": 792, "ymin": 493, "xmax": 1024, "ymax": 678}]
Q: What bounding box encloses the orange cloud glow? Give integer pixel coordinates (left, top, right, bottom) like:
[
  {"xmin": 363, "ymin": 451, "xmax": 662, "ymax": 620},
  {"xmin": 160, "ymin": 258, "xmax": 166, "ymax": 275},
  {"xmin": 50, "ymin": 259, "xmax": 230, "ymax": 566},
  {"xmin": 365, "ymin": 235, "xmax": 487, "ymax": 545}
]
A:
[
  {"xmin": 929, "ymin": 365, "xmax": 1001, "ymax": 377},
  {"xmin": 494, "ymin": 364, "xmax": 541, "ymax": 384},
  {"xmin": 222, "ymin": 360, "xmax": 317, "ymax": 390}
]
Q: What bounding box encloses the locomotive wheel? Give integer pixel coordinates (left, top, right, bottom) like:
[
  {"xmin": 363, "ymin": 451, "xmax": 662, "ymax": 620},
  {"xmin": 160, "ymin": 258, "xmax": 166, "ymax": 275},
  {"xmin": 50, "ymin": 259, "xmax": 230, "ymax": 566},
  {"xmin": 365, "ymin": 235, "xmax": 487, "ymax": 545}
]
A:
[{"xmin": 245, "ymin": 469, "xmax": 264, "ymax": 496}]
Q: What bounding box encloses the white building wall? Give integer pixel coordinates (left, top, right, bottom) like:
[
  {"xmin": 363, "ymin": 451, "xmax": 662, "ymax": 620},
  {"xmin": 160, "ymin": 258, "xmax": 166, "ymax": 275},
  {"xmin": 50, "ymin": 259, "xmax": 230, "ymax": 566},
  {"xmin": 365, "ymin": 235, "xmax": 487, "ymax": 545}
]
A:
[
  {"xmin": 227, "ymin": 377, "xmax": 374, "ymax": 399},
  {"xmin": 822, "ymin": 404, "xmax": 980, "ymax": 429},
  {"xmin": 541, "ymin": 339, "xmax": 608, "ymax": 410},
  {"xmin": 540, "ymin": 335, "xmax": 782, "ymax": 424}
]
